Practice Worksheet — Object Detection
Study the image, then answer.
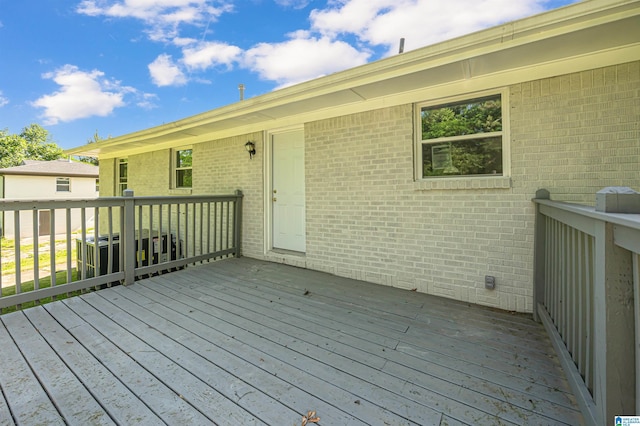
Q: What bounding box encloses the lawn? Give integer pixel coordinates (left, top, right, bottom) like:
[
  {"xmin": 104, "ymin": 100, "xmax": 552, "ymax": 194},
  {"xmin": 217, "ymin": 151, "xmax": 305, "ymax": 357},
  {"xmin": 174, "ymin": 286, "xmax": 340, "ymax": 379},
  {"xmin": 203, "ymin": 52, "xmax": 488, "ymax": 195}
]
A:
[
  {"xmin": 1, "ymin": 236, "xmax": 82, "ymax": 314},
  {"xmin": 1, "ymin": 237, "xmax": 76, "ymax": 274}
]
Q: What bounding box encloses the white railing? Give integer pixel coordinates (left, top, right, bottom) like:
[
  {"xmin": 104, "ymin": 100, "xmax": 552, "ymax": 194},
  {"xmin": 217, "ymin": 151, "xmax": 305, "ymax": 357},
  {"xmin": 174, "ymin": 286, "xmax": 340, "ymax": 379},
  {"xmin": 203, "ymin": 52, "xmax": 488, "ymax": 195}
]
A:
[
  {"xmin": 0, "ymin": 190, "xmax": 243, "ymax": 313},
  {"xmin": 533, "ymin": 189, "xmax": 639, "ymax": 426}
]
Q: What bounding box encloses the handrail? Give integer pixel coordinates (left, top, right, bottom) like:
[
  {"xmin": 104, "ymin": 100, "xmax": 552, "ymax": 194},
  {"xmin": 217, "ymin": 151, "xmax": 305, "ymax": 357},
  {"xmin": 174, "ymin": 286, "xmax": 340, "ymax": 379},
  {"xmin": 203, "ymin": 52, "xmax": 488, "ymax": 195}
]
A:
[
  {"xmin": 0, "ymin": 191, "xmax": 243, "ymax": 312},
  {"xmin": 533, "ymin": 189, "xmax": 639, "ymax": 425},
  {"xmin": 534, "ymin": 198, "xmax": 640, "ymax": 231}
]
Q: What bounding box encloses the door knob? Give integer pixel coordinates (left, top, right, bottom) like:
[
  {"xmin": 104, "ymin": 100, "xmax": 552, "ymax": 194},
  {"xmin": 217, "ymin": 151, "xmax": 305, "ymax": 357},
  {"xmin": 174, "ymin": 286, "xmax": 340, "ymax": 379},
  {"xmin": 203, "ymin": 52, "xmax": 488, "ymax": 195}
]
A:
[{"xmin": 273, "ymin": 197, "xmax": 277, "ymax": 202}]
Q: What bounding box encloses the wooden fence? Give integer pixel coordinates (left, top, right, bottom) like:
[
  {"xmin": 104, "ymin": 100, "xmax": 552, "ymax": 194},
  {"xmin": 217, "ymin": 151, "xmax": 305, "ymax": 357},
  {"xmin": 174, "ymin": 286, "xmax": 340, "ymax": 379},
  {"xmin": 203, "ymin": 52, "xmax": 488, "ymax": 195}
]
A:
[
  {"xmin": 533, "ymin": 188, "xmax": 639, "ymax": 425},
  {"xmin": 0, "ymin": 190, "xmax": 243, "ymax": 312}
]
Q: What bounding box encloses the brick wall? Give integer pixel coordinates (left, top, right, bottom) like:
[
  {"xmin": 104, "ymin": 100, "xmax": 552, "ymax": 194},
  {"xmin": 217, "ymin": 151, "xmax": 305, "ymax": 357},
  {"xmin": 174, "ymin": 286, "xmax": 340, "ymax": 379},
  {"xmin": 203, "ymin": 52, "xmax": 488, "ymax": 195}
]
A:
[
  {"xmin": 305, "ymin": 61, "xmax": 639, "ymax": 312},
  {"xmin": 99, "ymin": 158, "xmax": 115, "ymax": 196},
  {"xmin": 305, "ymin": 105, "xmax": 530, "ymax": 310},
  {"xmin": 108, "ymin": 61, "xmax": 639, "ymax": 313},
  {"xmin": 128, "ymin": 150, "xmax": 171, "ymax": 196},
  {"xmin": 193, "ymin": 132, "xmax": 264, "ymax": 257},
  {"xmin": 510, "ymin": 61, "xmax": 640, "ymax": 203},
  {"xmin": 100, "ymin": 133, "xmax": 264, "ymax": 258}
]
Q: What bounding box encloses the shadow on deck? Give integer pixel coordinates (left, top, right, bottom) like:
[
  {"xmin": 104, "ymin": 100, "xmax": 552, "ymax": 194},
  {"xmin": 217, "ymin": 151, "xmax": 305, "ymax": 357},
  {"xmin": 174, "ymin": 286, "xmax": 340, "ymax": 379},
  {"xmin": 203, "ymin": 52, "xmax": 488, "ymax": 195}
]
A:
[{"xmin": 0, "ymin": 258, "xmax": 583, "ymax": 425}]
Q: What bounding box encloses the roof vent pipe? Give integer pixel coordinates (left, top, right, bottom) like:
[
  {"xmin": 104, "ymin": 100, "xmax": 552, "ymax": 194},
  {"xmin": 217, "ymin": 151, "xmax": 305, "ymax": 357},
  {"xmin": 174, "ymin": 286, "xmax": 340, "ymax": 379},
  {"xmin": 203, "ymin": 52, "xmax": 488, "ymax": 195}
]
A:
[
  {"xmin": 398, "ymin": 38, "xmax": 405, "ymax": 54},
  {"xmin": 238, "ymin": 84, "xmax": 245, "ymax": 101}
]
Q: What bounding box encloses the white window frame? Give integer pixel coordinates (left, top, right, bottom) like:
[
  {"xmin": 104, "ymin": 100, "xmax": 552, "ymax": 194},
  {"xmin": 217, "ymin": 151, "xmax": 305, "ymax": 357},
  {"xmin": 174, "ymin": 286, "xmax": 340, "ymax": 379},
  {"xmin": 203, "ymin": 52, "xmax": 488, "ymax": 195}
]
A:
[
  {"xmin": 172, "ymin": 147, "xmax": 193, "ymax": 189},
  {"xmin": 414, "ymin": 88, "xmax": 511, "ymax": 184},
  {"xmin": 116, "ymin": 158, "xmax": 128, "ymax": 195},
  {"xmin": 56, "ymin": 177, "xmax": 70, "ymax": 192}
]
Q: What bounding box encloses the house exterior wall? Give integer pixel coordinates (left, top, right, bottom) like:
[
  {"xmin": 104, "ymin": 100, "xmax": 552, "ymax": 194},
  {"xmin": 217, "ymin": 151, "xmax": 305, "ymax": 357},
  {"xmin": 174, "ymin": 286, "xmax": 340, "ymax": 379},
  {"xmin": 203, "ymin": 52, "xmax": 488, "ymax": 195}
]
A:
[
  {"xmin": 193, "ymin": 132, "xmax": 265, "ymax": 258},
  {"xmin": 3, "ymin": 175, "xmax": 98, "ymax": 199},
  {"xmin": 128, "ymin": 150, "xmax": 171, "ymax": 196},
  {"xmin": 99, "ymin": 158, "xmax": 117, "ymax": 197},
  {"xmin": 305, "ymin": 61, "xmax": 639, "ymax": 312},
  {"xmin": 1, "ymin": 174, "xmax": 99, "ymax": 239},
  {"xmin": 304, "ymin": 105, "xmax": 527, "ymax": 309},
  {"xmin": 98, "ymin": 133, "xmax": 266, "ymax": 258},
  {"xmin": 511, "ymin": 62, "xmax": 640, "ymax": 203},
  {"xmin": 105, "ymin": 61, "xmax": 640, "ymax": 313}
]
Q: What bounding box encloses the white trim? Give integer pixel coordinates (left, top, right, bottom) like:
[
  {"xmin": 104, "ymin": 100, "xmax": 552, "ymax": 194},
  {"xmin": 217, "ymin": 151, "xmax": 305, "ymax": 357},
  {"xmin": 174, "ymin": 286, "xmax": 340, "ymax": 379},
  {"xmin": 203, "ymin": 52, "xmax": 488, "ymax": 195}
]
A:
[
  {"xmin": 171, "ymin": 146, "xmax": 193, "ymax": 189},
  {"xmin": 55, "ymin": 177, "xmax": 71, "ymax": 193},
  {"xmin": 262, "ymin": 130, "xmax": 271, "ymax": 255},
  {"xmin": 264, "ymin": 125, "xmax": 305, "ymax": 255},
  {"xmin": 116, "ymin": 157, "xmax": 128, "ymax": 196}
]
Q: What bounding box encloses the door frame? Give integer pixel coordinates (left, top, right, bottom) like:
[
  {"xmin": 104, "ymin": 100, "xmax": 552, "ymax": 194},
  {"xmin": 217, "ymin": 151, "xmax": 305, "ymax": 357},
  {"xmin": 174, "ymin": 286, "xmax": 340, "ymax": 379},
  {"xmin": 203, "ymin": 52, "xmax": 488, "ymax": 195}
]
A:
[{"xmin": 263, "ymin": 125, "xmax": 305, "ymax": 254}]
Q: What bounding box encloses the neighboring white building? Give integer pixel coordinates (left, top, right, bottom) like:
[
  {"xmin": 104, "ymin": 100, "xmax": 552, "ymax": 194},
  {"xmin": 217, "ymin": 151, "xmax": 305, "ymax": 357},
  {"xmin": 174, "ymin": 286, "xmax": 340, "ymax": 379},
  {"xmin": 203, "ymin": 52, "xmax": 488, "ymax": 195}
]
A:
[{"xmin": 0, "ymin": 159, "xmax": 99, "ymax": 238}]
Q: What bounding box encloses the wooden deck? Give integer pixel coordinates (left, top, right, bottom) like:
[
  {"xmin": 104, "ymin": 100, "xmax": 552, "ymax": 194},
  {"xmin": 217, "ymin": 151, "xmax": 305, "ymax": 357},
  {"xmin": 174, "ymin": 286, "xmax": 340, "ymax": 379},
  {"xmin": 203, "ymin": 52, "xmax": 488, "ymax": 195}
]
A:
[{"xmin": 0, "ymin": 258, "xmax": 583, "ymax": 425}]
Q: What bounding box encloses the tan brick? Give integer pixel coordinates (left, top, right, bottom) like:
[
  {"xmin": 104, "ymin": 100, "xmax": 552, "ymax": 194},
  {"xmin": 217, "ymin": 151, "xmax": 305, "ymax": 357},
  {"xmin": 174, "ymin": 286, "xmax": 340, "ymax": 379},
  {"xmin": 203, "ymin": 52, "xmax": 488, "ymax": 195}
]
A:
[{"xmin": 118, "ymin": 61, "xmax": 639, "ymax": 314}]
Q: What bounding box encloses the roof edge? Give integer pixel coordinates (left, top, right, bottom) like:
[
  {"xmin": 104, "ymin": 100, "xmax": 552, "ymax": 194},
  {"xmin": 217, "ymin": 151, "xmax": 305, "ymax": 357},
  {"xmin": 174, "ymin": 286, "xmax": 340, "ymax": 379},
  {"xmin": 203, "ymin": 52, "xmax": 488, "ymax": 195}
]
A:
[{"xmin": 66, "ymin": 0, "xmax": 640, "ymax": 157}]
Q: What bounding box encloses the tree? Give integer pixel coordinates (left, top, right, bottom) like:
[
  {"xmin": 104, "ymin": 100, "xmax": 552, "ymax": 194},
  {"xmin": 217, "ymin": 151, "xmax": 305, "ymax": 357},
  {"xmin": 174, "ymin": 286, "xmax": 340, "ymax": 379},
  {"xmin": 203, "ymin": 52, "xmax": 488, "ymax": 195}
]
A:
[
  {"xmin": 421, "ymin": 96, "xmax": 503, "ymax": 176},
  {"xmin": 75, "ymin": 130, "xmax": 107, "ymax": 166},
  {"xmin": 0, "ymin": 124, "xmax": 64, "ymax": 168}
]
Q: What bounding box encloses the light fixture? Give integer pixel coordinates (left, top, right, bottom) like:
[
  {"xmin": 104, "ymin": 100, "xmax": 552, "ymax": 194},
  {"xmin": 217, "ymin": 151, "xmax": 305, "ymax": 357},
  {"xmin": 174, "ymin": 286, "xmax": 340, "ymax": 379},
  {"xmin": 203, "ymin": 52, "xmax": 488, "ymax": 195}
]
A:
[{"xmin": 245, "ymin": 141, "xmax": 256, "ymax": 159}]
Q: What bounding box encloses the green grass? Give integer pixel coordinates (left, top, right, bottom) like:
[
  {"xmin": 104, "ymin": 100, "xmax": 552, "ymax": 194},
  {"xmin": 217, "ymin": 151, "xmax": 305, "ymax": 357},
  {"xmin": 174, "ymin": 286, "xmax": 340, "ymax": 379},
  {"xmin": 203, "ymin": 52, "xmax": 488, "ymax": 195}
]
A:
[
  {"xmin": 1, "ymin": 237, "xmax": 77, "ymax": 274},
  {"xmin": 1, "ymin": 235, "xmax": 82, "ymax": 314},
  {"xmin": 1, "ymin": 269, "xmax": 83, "ymax": 314}
]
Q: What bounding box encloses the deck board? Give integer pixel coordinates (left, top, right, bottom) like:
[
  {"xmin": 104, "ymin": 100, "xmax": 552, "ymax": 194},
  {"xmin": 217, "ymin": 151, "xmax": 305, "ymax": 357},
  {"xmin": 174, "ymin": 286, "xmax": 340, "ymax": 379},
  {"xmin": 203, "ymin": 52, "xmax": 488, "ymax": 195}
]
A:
[
  {"xmin": 111, "ymin": 280, "xmax": 402, "ymax": 426},
  {"xmin": 23, "ymin": 306, "xmax": 163, "ymax": 426},
  {"xmin": 2, "ymin": 311, "xmax": 111, "ymax": 425},
  {"xmin": 0, "ymin": 257, "xmax": 583, "ymax": 425},
  {"xmin": 0, "ymin": 315, "xmax": 64, "ymax": 426},
  {"xmin": 205, "ymin": 262, "xmax": 571, "ymax": 388},
  {"xmin": 190, "ymin": 260, "xmax": 580, "ymax": 424}
]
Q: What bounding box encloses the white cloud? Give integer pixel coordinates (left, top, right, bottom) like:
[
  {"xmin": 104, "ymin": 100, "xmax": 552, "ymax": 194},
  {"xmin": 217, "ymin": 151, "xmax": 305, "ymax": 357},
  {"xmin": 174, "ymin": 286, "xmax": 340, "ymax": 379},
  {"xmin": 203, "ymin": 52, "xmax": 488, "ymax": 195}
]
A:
[
  {"xmin": 242, "ymin": 32, "xmax": 371, "ymax": 87},
  {"xmin": 0, "ymin": 91, "xmax": 8, "ymax": 107},
  {"xmin": 77, "ymin": 0, "xmax": 574, "ymax": 92},
  {"xmin": 149, "ymin": 54, "xmax": 187, "ymax": 86},
  {"xmin": 274, "ymin": 0, "xmax": 311, "ymax": 9},
  {"xmin": 31, "ymin": 65, "xmax": 138, "ymax": 124},
  {"xmin": 173, "ymin": 36, "xmax": 198, "ymax": 46},
  {"xmin": 182, "ymin": 41, "xmax": 242, "ymax": 71},
  {"xmin": 137, "ymin": 93, "xmax": 160, "ymax": 109},
  {"xmin": 311, "ymin": 0, "xmax": 554, "ymax": 55},
  {"xmin": 77, "ymin": 0, "xmax": 234, "ymax": 42}
]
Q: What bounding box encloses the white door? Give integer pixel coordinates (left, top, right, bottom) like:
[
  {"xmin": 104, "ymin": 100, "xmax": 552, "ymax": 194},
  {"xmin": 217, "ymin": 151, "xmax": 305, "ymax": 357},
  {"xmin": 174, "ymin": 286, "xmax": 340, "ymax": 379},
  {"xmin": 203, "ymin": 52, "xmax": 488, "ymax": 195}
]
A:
[{"xmin": 272, "ymin": 130, "xmax": 306, "ymax": 252}]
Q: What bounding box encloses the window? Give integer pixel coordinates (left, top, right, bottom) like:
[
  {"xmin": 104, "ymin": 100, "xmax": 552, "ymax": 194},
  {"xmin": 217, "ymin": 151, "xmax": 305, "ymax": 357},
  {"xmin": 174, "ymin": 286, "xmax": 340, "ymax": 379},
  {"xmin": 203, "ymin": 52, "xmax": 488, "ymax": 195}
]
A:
[
  {"xmin": 56, "ymin": 177, "xmax": 70, "ymax": 192},
  {"xmin": 117, "ymin": 158, "xmax": 128, "ymax": 195},
  {"xmin": 418, "ymin": 93, "xmax": 504, "ymax": 178},
  {"xmin": 174, "ymin": 148, "xmax": 192, "ymax": 188},
  {"xmin": 95, "ymin": 179, "xmax": 100, "ymax": 192}
]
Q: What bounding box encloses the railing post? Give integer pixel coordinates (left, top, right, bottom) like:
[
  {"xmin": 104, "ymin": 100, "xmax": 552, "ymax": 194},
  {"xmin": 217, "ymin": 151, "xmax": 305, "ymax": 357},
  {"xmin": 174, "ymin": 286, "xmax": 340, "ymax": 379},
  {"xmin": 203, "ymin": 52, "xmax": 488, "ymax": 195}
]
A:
[
  {"xmin": 634, "ymin": 253, "xmax": 640, "ymax": 415},
  {"xmin": 234, "ymin": 189, "xmax": 243, "ymax": 258},
  {"xmin": 123, "ymin": 189, "xmax": 136, "ymax": 286},
  {"xmin": 532, "ymin": 189, "xmax": 550, "ymax": 322},
  {"xmin": 593, "ymin": 212, "xmax": 636, "ymax": 423}
]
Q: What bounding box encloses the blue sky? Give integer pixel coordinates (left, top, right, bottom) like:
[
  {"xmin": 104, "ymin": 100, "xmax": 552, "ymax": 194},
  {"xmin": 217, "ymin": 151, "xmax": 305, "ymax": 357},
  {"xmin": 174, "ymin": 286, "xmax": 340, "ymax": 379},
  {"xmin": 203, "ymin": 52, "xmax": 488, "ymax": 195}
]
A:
[{"xmin": 0, "ymin": 0, "xmax": 578, "ymax": 150}]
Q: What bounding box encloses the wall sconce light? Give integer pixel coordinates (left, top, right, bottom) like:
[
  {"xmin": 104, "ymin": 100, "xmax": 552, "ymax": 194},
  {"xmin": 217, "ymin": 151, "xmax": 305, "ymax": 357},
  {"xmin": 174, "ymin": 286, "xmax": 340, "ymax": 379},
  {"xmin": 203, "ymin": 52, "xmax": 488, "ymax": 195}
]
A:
[{"xmin": 245, "ymin": 141, "xmax": 256, "ymax": 159}]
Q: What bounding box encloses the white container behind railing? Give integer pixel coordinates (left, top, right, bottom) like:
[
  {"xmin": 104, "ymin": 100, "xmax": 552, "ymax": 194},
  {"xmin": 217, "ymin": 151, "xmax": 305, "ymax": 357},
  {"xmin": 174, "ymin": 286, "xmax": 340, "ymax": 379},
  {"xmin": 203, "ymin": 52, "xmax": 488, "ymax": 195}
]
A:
[
  {"xmin": 0, "ymin": 190, "xmax": 243, "ymax": 313},
  {"xmin": 533, "ymin": 188, "xmax": 639, "ymax": 426}
]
